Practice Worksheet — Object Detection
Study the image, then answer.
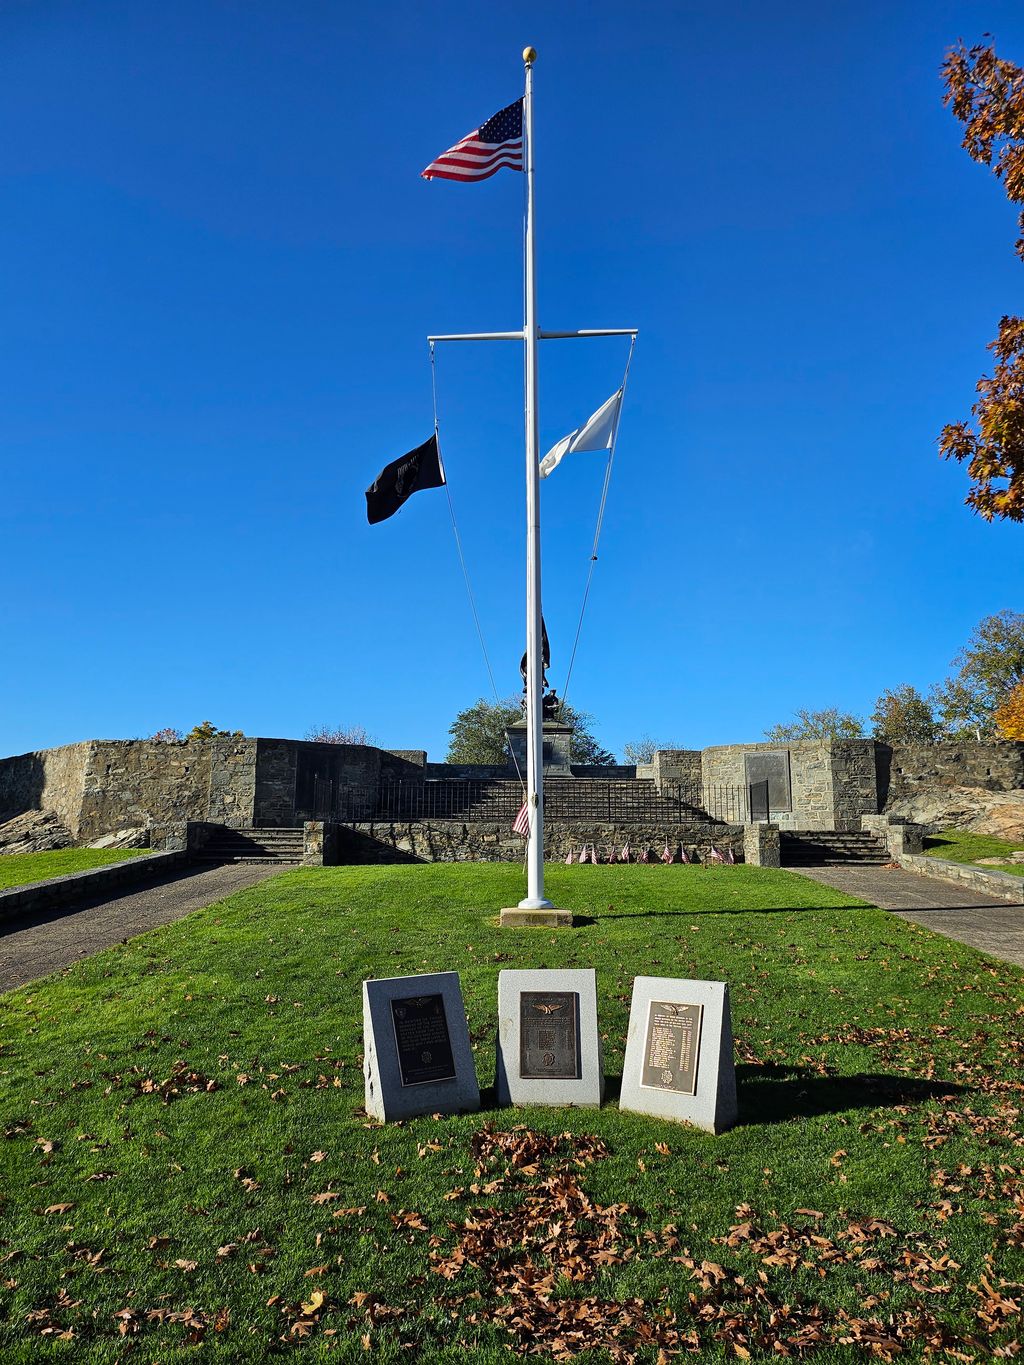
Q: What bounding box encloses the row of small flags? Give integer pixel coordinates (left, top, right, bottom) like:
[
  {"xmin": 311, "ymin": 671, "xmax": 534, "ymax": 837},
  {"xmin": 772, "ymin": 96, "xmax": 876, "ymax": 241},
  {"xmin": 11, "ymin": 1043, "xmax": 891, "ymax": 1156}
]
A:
[{"xmin": 565, "ymin": 842, "xmax": 735, "ymax": 865}]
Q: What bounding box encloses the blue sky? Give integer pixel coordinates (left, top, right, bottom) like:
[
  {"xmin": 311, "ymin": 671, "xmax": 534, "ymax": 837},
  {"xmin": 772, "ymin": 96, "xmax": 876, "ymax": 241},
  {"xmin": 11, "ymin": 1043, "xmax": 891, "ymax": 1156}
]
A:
[{"xmin": 2, "ymin": 0, "xmax": 1023, "ymax": 762}]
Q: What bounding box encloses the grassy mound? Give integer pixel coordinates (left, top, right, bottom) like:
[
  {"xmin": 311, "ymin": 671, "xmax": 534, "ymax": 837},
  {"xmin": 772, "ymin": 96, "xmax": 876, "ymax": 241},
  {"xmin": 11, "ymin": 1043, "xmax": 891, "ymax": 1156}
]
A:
[
  {"xmin": 0, "ymin": 848, "xmax": 149, "ymax": 891},
  {"xmin": 922, "ymin": 829, "xmax": 1024, "ymax": 878},
  {"xmin": 1, "ymin": 864, "xmax": 1022, "ymax": 1362}
]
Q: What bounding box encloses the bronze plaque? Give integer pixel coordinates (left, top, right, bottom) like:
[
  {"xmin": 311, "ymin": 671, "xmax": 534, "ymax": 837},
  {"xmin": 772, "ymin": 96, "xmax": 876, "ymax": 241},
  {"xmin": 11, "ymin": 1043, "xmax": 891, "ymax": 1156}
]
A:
[
  {"xmin": 640, "ymin": 1000, "xmax": 703, "ymax": 1095},
  {"xmin": 390, "ymin": 993, "xmax": 457, "ymax": 1087},
  {"xmin": 519, "ymin": 991, "xmax": 580, "ymax": 1080}
]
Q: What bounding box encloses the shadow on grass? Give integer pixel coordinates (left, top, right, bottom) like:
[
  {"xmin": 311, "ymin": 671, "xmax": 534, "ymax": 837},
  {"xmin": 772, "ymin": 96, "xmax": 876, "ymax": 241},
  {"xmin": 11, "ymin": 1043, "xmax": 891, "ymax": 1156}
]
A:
[
  {"xmin": 735, "ymin": 1062, "xmax": 964, "ymax": 1124},
  {"xmin": 585, "ymin": 905, "xmax": 870, "ymax": 922},
  {"xmin": 478, "ymin": 1067, "xmax": 961, "ymax": 1122}
]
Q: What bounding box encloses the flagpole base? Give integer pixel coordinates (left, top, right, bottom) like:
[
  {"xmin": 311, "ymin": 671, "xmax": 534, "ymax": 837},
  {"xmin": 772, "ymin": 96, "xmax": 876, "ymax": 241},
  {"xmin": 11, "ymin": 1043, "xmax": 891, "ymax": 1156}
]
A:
[{"xmin": 500, "ymin": 904, "xmax": 574, "ymax": 928}]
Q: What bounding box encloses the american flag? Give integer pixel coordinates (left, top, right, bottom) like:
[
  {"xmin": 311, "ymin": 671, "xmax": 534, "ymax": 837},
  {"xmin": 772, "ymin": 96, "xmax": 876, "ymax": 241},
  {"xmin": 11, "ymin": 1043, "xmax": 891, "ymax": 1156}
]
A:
[
  {"xmin": 660, "ymin": 843, "xmax": 673, "ymax": 864},
  {"xmin": 708, "ymin": 844, "xmax": 725, "ymax": 864},
  {"xmin": 680, "ymin": 846, "xmax": 690, "ymax": 865},
  {"xmin": 620, "ymin": 842, "xmax": 631, "ymax": 863},
  {"xmin": 422, "ymin": 100, "xmax": 524, "ymax": 182},
  {"xmin": 636, "ymin": 846, "xmax": 649, "ymax": 863},
  {"xmin": 512, "ymin": 801, "xmax": 531, "ymax": 837},
  {"xmin": 565, "ymin": 848, "xmax": 575, "ymax": 865}
]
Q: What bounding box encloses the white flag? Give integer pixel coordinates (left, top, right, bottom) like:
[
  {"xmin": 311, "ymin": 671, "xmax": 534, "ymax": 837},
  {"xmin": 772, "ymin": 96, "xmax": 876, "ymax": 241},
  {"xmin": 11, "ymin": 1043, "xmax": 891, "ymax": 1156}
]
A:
[{"xmin": 539, "ymin": 388, "xmax": 622, "ymax": 479}]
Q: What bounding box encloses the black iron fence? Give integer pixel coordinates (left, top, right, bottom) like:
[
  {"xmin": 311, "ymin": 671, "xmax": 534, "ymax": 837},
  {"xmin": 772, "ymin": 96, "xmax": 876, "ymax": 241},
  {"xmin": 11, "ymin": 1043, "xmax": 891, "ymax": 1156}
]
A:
[{"xmin": 310, "ymin": 778, "xmax": 750, "ymax": 826}]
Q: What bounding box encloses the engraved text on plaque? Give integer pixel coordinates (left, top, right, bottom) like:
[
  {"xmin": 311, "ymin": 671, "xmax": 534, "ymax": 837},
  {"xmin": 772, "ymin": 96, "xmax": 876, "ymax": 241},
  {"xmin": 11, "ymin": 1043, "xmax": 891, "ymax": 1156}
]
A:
[
  {"xmin": 519, "ymin": 991, "xmax": 580, "ymax": 1080},
  {"xmin": 640, "ymin": 1000, "xmax": 703, "ymax": 1094},
  {"xmin": 390, "ymin": 994, "xmax": 457, "ymax": 1087}
]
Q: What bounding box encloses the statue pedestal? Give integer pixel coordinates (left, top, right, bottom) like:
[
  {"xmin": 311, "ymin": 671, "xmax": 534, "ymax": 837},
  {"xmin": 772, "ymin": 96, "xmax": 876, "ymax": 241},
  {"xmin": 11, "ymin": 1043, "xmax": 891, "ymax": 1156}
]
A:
[{"xmin": 507, "ymin": 720, "xmax": 574, "ymax": 777}]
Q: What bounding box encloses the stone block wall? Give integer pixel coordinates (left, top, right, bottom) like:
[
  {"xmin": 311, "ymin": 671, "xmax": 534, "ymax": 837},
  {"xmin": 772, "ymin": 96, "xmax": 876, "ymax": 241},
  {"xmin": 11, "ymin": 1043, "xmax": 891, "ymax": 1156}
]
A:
[
  {"xmin": 207, "ymin": 738, "xmax": 257, "ymax": 827},
  {"xmin": 78, "ymin": 741, "xmax": 215, "ymax": 840},
  {"xmin": 0, "ymin": 743, "xmax": 90, "ymax": 835},
  {"xmin": 650, "ymin": 750, "xmax": 702, "ymax": 788},
  {"xmin": 254, "ymin": 739, "xmax": 298, "ymax": 826},
  {"xmin": 879, "ymin": 741, "xmax": 1024, "ymax": 807},
  {"xmin": 829, "ymin": 741, "xmax": 878, "ymax": 831}
]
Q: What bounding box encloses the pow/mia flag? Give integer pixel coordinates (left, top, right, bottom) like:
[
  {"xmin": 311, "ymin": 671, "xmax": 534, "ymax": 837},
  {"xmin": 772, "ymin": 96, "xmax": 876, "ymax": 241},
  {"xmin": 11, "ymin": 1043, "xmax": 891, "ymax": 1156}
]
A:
[{"xmin": 365, "ymin": 434, "xmax": 446, "ymax": 525}]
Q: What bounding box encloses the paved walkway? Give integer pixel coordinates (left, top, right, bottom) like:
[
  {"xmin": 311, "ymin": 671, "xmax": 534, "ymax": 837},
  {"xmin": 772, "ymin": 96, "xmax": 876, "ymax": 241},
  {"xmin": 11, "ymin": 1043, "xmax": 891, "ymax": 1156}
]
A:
[
  {"xmin": 795, "ymin": 864, "xmax": 1024, "ymax": 968},
  {"xmin": 0, "ymin": 863, "xmax": 288, "ymax": 993}
]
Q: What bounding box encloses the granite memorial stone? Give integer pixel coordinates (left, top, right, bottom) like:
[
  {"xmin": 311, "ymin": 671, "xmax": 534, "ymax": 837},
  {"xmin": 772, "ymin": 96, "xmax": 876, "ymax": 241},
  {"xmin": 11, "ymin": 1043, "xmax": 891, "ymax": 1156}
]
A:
[
  {"xmin": 619, "ymin": 976, "xmax": 737, "ymax": 1133},
  {"xmin": 363, "ymin": 971, "xmax": 480, "ymax": 1122},
  {"xmin": 495, "ymin": 968, "xmax": 603, "ymax": 1107}
]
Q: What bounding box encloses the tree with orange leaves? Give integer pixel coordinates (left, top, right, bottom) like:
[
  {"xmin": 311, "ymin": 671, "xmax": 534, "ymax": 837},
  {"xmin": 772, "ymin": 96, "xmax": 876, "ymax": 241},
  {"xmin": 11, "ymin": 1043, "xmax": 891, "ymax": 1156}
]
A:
[
  {"xmin": 939, "ymin": 41, "xmax": 1024, "ymax": 522},
  {"xmin": 995, "ymin": 682, "xmax": 1024, "ymax": 739}
]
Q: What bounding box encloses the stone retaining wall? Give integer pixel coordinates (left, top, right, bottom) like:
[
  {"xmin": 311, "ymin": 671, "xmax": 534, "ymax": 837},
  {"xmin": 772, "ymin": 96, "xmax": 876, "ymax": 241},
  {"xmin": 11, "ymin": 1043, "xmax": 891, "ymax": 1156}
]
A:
[
  {"xmin": 0, "ymin": 851, "xmax": 188, "ymax": 924},
  {"xmin": 334, "ymin": 821, "xmax": 742, "ymax": 865},
  {"xmin": 898, "ymin": 852, "xmax": 1024, "ymax": 905}
]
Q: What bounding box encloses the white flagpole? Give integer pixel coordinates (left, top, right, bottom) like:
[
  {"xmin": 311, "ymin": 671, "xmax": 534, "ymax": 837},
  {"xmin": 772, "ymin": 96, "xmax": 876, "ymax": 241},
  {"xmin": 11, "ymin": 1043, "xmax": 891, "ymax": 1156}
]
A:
[{"xmin": 518, "ymin": 45, "xmax": 551, "ymax": 911}]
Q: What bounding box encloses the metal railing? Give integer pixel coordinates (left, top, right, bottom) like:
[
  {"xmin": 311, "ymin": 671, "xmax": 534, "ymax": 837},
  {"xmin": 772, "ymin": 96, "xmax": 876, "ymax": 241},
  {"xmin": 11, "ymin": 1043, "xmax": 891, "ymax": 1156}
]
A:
[{"xmin": 310, "ymin": 778, "xmax": 749, "ymax": 826}]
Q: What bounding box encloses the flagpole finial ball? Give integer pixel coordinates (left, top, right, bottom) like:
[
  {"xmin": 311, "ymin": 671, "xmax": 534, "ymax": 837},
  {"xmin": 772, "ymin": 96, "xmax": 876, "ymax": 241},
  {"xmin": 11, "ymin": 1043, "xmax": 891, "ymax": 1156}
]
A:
[{"xmin": 523, "ymin": 46, "xmax": 537, "ymax": 64}]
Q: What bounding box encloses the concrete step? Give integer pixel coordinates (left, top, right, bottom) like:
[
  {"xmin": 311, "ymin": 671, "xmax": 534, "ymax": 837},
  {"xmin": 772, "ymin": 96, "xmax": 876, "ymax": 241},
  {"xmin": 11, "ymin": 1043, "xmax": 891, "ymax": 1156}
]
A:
[
  {"xmin": 195, "ymin": 826, "xmax": 304, "ymax": 864},
  {"xmin": 780, "ymin": 831, "xmax": 890, "ymax": 867}
]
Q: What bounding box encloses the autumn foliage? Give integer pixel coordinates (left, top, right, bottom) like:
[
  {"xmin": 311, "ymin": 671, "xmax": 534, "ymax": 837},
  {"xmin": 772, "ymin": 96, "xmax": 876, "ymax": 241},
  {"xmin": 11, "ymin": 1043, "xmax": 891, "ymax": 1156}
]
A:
[
  {"xmin": 940, "ymin": 41, "xmax": 1024, "ymax": 521},
  {"xmin": 994, "ymin": 680, "xmax": 1024, "ymax": 738}
]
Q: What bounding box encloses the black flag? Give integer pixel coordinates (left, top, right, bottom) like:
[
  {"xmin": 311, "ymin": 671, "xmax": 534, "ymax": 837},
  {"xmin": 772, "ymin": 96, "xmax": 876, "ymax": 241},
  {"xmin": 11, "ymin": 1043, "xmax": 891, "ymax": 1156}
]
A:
[{"xmin": 365, "ymin": 434, "xmax": 445, "ymax": 525}]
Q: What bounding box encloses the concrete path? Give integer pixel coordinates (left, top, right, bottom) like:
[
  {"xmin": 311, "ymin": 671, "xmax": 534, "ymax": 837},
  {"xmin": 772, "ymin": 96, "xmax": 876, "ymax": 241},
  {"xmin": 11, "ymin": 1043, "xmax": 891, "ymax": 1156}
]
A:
[
  {"xmin": 0, "ymin": 862, "xmax": 289, "ymax": 994},
  {"xmin": 795, "ymin": 864, "xmax": 1024, "ymax": 968}
]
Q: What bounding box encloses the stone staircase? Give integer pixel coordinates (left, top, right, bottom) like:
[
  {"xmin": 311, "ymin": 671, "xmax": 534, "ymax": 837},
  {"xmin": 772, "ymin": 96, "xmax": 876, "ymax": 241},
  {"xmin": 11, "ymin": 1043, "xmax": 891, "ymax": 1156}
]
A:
[
  {"xmin": 780, "ymin": 830, "xmax": 891, "ymax": 867},
  {"xmin": 192, "ymin": 826, "xmax": 304, "ymax": 864}
]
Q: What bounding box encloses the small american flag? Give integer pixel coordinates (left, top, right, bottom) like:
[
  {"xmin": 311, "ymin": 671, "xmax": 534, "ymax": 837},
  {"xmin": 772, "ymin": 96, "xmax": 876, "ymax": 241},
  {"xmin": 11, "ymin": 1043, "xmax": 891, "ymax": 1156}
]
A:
[
  {"xmin": 636, "ymin": 846, "xmax": 649, "ymax": 863},
  {"xmin": 660, "ymin": 843, "xmax": 673, "ymax": 864},
  {"xmin": 512, "ymin": 801, "xmax": 531, "ymax": 837},
  {"xmin": 578, "ymin": 846, "xmax": 588, "ymax": 864},
  {"xmin": 422, "ymin": 100, "xmax": 523, "ymax": 182},
  {"xmin": 708, "ymin": 844, "xmax": 725, "ymax": 864},
  {"xmin": 565, "ymin": 848, "xmax": 575, "ymax": 865},
  {"xmin": 620, "ymin": 842, "xmax": 631, "ymax": 863},
  {"xmin": 680, "ymin": 845, "xmax": 690, "ymax": 864},
  {"xmin": 724, "ymin": 846, "xmax": 736, "ymax": 865},
  {"xmin": 589, "ymin": 844, "xmax": 598, "ymax": 866}
]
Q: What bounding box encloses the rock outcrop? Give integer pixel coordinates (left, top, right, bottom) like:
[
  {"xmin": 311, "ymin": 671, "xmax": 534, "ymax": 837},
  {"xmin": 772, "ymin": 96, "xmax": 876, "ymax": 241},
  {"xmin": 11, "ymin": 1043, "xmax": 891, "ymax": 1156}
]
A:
[
  {"xmin": 0, "ymin": 808, "xmax": 75, "ymax": 854},
  {"xmin": 884, "ymin": 786, "xmax": 1024, "ymax": 841}
]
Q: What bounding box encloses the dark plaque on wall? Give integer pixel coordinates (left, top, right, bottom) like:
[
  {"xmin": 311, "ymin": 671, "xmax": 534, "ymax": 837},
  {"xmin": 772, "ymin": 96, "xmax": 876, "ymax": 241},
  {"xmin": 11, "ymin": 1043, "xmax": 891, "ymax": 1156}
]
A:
[
  {"xmin": 743, "ymin": 751, "xmax": 792, "ymax": 812},
  {"xmin": 519, "ymin": 991, "xmax": 580, "ymax": 1080},
  {"xmin": 640, "ymin": 1000, "xmax": 703, "ymax": 1095},
  {"xmin": 390, "ymin": 994, "xmax": 457, "ymax": 1087}
]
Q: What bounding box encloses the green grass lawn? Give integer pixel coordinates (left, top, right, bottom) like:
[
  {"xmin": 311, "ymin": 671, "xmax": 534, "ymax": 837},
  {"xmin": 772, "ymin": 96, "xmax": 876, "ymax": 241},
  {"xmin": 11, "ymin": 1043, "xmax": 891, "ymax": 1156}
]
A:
[
  {"xmin": 0, "ymin": 848, "xmax": 149, "ymax": 891},
  {"xmin": 1, "ymin": 863, "xmax": 1023, "ymax": 1363},
  {"xmin": 922, "ymin": 827, "xmax": 1024, "ymax": 878}
]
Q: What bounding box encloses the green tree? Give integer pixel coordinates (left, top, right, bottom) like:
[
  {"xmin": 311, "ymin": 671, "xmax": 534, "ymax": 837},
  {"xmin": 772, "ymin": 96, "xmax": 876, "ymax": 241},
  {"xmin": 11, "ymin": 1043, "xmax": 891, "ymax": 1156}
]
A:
[
  {"xmin": 764, "ymin": 708, "xmax": 864, "ymax": 742},
  {"xmin": 186, "ymin": 721, "xmax": 245, "ymax": 740},
  {"xmin": 931, "ymin": 609, "xmax": 1024, "ymax": 737},
  {"xmin": 870, "ymin": 686, "xmax": 938, "ymax": 743},
  {"xmin": 446, "ymin": 695, "xmax": 615, "ymax": 766}
]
